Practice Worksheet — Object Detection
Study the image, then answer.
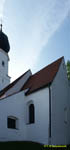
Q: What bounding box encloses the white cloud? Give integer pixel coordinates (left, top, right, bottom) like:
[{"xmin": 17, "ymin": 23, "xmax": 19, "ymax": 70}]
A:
[{"xmin": 21, "ymin": 0, "xmax": 70, "ymax": 69}]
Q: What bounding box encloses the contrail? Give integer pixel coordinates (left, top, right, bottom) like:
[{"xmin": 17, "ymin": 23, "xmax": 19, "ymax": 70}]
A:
[
  {"xmin": 21, "ymin": 0, "xmax": 70, "ymax": 68},
  {"xmin": 0, "ymin": 0, "xmax": 6, "ymax": 20},
  {"xmin": 0, "ymin": 0, "xmax": 70, "ymax": 80}
]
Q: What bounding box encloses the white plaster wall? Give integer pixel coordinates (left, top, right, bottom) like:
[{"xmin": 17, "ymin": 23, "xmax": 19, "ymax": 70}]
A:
[
  {"xmin": 0, "ymin": 87, "xmax": 49, "ymax": 144},
  {"xmin": 24, "ymin": 88, "xmax": 49, "ymax": 145},
  {"xmin": 0, "ymin": 49, "xmax": 10, "ymax": 90},
  {"xmin": 0, "ymin": 75, "xmax": 10, "ymax": 90},
  {"xmin": 0, "ymin": 49, "xmax": 8, "ymax": 75},
  {"xmin": 68, "ymin": 81, "xmax": 70, "ymax": 143},
  {"xmin": 51, "ymin": 58, "xmax": 69, "ymax": 145},
  {"xmin": 0, "ymin": 91, "xmax": 27, "ymax": 141}
]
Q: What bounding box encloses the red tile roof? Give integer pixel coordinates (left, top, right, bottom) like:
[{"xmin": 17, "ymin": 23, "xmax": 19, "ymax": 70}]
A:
[
  {"xmin": 0, "ymin": 56, "xmax": 63, "ymax": 98},
  {"xmin": 21, "ymin": 57, "xmax": 64, "ymax": 95}
]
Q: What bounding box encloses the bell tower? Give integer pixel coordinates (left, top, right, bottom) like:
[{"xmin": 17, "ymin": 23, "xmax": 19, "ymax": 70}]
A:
[{"xmin": 0, "ymin": 24, "xmax": 10, "ymax": 90}]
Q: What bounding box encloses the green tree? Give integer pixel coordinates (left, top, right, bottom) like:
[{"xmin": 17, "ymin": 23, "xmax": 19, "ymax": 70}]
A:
[{"xmin": 66, "ymin": 60, "xmax": 70, "ymax": 80}]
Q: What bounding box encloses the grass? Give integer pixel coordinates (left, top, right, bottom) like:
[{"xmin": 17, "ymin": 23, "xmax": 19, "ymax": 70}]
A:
[
  {"xmin": 0, "ymin": 141, "xmax": 44, "ymax": 150},
  {"xmin": 0, "ymin": 141, "xmax": 70, "ymax": 150}
]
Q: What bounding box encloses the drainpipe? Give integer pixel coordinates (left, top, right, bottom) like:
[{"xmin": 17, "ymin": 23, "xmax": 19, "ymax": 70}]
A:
[{"xmin": 48, "ymin": 85, "xmax": 51, "ymax": 144}]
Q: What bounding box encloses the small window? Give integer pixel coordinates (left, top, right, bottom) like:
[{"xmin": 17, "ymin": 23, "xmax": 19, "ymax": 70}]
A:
[
  {"xmin": 64, "ymin": 107, "xmax": 67, "ymax": 124},
  {"xmin": 7, "ymin": 117, "xmax": 17, "ymax": 129},
  {"xmin": 2, "ymin": 61, "xmax": 5, "ymax": 67}
]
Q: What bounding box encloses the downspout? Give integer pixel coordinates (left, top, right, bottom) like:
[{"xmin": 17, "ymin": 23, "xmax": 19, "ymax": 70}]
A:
[{"xmin": 49, "ymin": 85, "xmax": 51, "ymax": 143}]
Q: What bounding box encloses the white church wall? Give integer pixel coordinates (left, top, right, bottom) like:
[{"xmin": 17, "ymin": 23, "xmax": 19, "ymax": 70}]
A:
[
  {"xmin": 0, "ymin": 49, "xmax": 10, "ymax": 90},
  {"xmin": 0, "ymin": 84, "xmax": 49, "ymax": 144},
  {"xmin": 0, "ymin": 49, "xmax": 8, "ymax": 75},
  {"xmin": 67, "ymin": 81, "xmax": 70, "ymax": 143},
  {"xmin": 0, "ymin": 75, "xmax": 10, "ymax": 91},
  {"xmin": 51, "ymin": 58, "xmax": 69, "ymax": 145},
  {"xmin": 0, "ymin": 91, "xmax": 27, "ymax": 141},
  {"xmin": 24, "ymin": 87, "xmax": 49, "ymax": 145}
]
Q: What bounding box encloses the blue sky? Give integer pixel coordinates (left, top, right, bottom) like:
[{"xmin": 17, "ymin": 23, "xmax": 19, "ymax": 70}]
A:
[{"xmin": 0, "ymin": 0, "xmax": 70, "ymax": 81}]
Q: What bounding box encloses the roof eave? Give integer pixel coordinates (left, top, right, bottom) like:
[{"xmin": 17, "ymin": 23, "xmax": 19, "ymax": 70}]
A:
[{"xmin": 25, "ymin": 82, "xmax": 52, "ymax": 96}]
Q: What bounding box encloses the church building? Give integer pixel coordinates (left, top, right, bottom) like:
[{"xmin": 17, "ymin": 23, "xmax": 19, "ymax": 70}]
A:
[{"xmin": 0, "ymin": 25, "xmax": 70, "ymax": 145}]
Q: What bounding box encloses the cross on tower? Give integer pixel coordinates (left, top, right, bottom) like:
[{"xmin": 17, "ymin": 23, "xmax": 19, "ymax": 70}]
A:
[
  {"xmin": 0, "ymin": 19, "xmax": 3, "ymax": 32},
  {"xmin": 0, "ymin": 23, "xmax": 2, "ymax": 32}
]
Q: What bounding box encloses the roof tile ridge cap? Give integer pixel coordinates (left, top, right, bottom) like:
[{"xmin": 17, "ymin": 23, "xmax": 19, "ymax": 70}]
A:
[
  {"xmin": 32, "ymin": 56, "xmax": 64, "ymax": 76},
  {"xmin": 50, "ymin": 56, "xmax": 64, "ymax": 83}
]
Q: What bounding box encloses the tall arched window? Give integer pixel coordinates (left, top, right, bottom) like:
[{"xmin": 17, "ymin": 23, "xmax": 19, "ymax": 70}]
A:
[{"xmin": 29, "ymin": 104, "xmax": 35, "ymax": 124}]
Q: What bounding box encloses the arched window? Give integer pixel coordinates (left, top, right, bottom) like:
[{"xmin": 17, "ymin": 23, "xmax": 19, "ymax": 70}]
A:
[{"xmin": 29, "ymin": 104, "xmax": 35, "ymax": 124}]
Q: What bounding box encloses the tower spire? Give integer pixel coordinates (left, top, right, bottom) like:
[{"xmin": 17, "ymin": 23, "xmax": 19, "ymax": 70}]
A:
[
  {"xmin": 0, "ymin": 19, "xmax": 2, "ymax": 32},
  {"xmin": 0, "ymin": 24, "xmax": 2, "ymax": 32}
]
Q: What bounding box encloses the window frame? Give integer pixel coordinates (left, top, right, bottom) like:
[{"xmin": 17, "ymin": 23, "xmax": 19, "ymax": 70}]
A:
[
  {"xmin": 26, "ymin": 101, "xmax": 35, "ymax": 125},
  {"xmin": 64, "ymin": 107, "xmax": 67, "ymax": 124},
  {"xmin": 7, "ymin": 116, "xmax": 18, "ymax": 129},
  {"xmin": 29, "ymin": 103, "xmax": 35, "ymax": 124}
]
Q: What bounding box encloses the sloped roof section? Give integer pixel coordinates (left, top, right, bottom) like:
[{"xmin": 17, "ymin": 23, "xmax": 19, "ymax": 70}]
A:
[
  {"xmin": 0, "ymin": 70, "xmax": 32, "ymax": 98},
  {"xmin": 21, "ymin": 57, "xmax": 64, "ymax": 95},
  {"xmin": 0, "ymin": 56, "xmax": 64, "ymax": 99}
]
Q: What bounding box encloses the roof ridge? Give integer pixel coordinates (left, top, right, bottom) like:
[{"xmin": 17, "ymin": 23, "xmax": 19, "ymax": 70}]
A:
[{"xmin": 32, "ymin": 56, "xmax": 64, "ymax": 76}]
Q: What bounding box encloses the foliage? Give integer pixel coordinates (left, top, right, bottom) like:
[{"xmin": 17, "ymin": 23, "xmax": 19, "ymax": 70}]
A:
[{"xmin": 66, "ymin": 60, "xmax": 70, "ymax": 80}]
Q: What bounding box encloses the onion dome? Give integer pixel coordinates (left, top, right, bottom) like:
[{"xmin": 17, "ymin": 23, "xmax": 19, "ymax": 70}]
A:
[{"xmin": 0, "ymin": 24, "xmax": 10, "ymax": 53}]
